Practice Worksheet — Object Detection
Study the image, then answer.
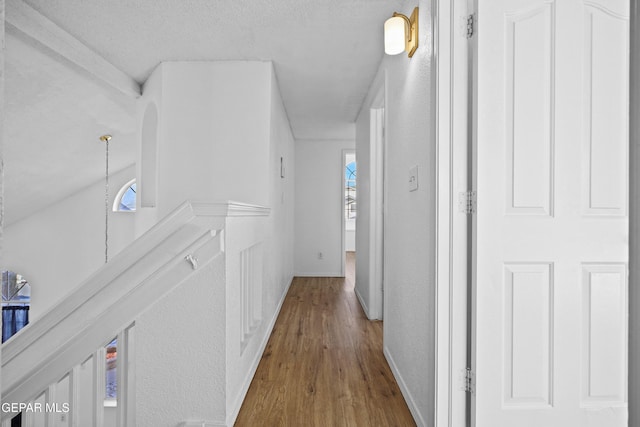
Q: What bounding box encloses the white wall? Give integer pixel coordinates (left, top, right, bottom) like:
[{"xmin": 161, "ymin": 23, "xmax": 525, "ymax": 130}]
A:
[
  {"xmin": 225, "ymin": 66, "xmax": 296, "ymax": 423},
  {"xmin": 266, "ymin": 66, "xmax": 296, "ymax": 309},
  {"xmin": 294, "ymin": 138, "xmax": 355, "ymax": 276},
  {"xmin": 355, "ymin": 105, "xmax": 374, "ymax": 315},
  {"xmin": 136, "ymin": 255, "xmax": 227, "ymax": 427},
  {"xmin": 4, "ymin": 165, "xmax": 136, "ymax": 320},
  {"xmin": 136, "ymin": 61, "xmax": 272, "ymax": 235},
  {"xmin": 135, "ymin": 61, "xmax": 296, "ymax": 426},
  {"xmin": 355, "ymin": 1, "xmax": 436, "ymax": 425}
]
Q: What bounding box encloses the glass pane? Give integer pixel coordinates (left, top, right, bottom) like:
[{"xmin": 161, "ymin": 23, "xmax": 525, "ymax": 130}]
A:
[
  {"xmin": 2, "ymin": 271, "xmax": 31, "ymax": 343},
  {"xmin": 105, "ymin": 338, "xmax": 117, "ymax": 400},
  {"xmin": 345, "ymin": 161, "xmax": 357, "ymax": 220},
  {"xmin": 118, "ymin": 183, "xmax": 136, "ymax": 211},
  {"xmin": 2, "ymin": 271, "xmax": 30, "ymax": 302}
]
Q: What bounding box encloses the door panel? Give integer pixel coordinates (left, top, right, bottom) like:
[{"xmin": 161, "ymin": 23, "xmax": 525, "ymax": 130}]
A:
[{"xmin": 475, "ymin": 0, "xmax": 629, "ymax": 426}]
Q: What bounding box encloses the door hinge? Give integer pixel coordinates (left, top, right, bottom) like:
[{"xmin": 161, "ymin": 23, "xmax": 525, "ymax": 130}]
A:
[
  {"xmin": 463, "ymin": 367, "xmax": 475, "ymax": 393},
  {"xmin": 466, "ymin": 14, "xmax": 475, "ymax": 39},
  {"xmin": 459, "ymin": 190, "xmax": 476, "ymax": 214}
]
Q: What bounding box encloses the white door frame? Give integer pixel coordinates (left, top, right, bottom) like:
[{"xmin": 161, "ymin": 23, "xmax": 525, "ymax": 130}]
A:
[
  {"xmin": 369, "ymin": 86, "xmax": 386, "ymax": 320},
  {"xmin": 435, "ymin": 0, "xmax": 473, "ymax": 425},
  {"xmin": 629, "ymin": 1, "xmax": 639, "ymax": 424}
]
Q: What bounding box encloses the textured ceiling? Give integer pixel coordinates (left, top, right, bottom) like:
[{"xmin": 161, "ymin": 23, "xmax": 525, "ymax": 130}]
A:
[
  {"xmin": 6, "ymin": 0, "xmax": 405, "ymax": 223},
  {"xmin": 22, "ymin": 0, "xmax": 405, "ymax": 138}
]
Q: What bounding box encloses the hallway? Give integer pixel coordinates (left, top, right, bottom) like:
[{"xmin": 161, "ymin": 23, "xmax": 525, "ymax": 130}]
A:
[{"xmin": 235, "ymin": 253, "xmax": 416, "ymax": 426}]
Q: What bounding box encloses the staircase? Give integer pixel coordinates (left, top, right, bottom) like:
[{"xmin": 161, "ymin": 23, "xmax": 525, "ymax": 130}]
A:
[{"xmin": 1, "ymin": 201, "xmax": 271, "ymax": 427}]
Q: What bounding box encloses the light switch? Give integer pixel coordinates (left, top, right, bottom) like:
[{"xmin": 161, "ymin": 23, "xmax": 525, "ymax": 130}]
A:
[{"xmin": 409, "ymin": 165, "xmax": 419, "ymax": 192}]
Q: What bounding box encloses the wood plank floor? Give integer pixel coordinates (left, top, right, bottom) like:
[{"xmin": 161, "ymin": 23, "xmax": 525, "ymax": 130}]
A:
[{"xmin": 235, "ymin": 252, "xmax": 416, "ymax": 426}]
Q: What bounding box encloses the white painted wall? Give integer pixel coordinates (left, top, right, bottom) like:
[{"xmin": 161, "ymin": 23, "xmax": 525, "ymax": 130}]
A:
[
  {"xmin": 225, "ymin": 67, "xmax": 296, "ymax": 424},
  {"xmin": 136, "ymin": 255, "xmax": 227, "ymax": 427},
  {"xmin": 355, "ymin": 1, "xmax": 435, "ymax": 425},
  {"xmin": 294, "ymin": 138, "xmax": 355, "ymax": 276},
  {"xmin": 134, "ymin": 62, "xmax": 295, "ymax": 426},
  {"xmin": 355, "ymin": 105, "xmax": 374, "ymax": 316},
  {"xmin": 136, "ymin": 61, "xmax": 272, "ymax": 236},
  {"xmin": 4, "ymin": 165, "xmax": 136, "ymax": 320},
  {"xmin": 266, "ymin": 67, "xmax": 295, "ymax": 302}
]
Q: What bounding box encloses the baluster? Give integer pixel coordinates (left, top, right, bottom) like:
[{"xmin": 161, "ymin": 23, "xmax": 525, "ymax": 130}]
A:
[
  {"xmin": 69, "ymin": 366, "xmax": 79, "ymax": 427},
  {"xmin": 116, "ymin": 324, "xmax": 135, "ymax": 427},
  {"xmin": 24, "ymin": 408, "xmax": 34, "ymax": 427},
  {"xmin": 125, "ymin": 325, "xmax": 136, "ymax": 426},
  {"xmin": 93, "ymin": 348, "xmax": 106, "ymax": 427},
  {"xmin": 115, "ymin": 330, "xmax": 125, "ymax": 427},
  {"xmin": 45, "ymin": 385, "xmax": 55, "ymax": 427}
]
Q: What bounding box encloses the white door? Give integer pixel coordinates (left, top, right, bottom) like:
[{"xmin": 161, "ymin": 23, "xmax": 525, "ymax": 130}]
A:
[{"xmin": 475, "ymin": 0, "xmax": 629, "ymax": 426}]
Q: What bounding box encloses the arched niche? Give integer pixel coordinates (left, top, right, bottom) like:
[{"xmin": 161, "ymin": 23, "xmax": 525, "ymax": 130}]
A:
[{"xmin": 140, "ymin": 103, "xmax": 159, "ymax": 208}]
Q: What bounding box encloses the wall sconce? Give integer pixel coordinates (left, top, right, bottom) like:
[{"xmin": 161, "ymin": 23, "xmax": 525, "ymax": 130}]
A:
[{"xmin": 384, "ymin": 7, "xmax": 419, "ymax": 58}]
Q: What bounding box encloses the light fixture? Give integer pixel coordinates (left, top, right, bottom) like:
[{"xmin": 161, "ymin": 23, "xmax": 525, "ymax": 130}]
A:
[{"xmin": 384, "ymin": 7, "xmax": 419, "ymax": 58}]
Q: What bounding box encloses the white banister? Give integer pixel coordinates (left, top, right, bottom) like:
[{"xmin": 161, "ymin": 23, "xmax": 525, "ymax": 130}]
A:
[{"xmin": 1, "ymin": 201, "xmax": 271, "ymax": 426}]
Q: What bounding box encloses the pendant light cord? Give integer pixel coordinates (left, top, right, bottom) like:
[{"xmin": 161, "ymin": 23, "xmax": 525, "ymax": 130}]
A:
[{"xmin": 101, "ymin": 135, "xmax": 111, "ymax": 264}]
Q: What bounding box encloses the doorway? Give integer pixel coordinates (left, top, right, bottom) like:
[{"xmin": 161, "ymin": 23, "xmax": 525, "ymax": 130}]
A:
[{"xmin": 343, "ymin": 150, "xmax": 357, "ymax": 281}]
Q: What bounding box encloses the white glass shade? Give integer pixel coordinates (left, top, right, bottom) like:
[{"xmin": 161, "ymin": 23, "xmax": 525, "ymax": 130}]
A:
[{"xmin": 384, "ymin": 16, "xmax": 406, "ymax": 55}]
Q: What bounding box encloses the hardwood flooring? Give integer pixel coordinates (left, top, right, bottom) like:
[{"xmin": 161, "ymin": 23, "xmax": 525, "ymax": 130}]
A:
[{"xmin": 235, "ymin": 252, "xmax": 416, "ymax": 426}]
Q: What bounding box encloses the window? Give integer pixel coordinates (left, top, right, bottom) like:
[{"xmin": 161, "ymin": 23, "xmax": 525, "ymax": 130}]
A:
[
  {"xmin": 2, "ymin": 271, "xmax": 30, "ymax": 343},
  {"xmin": 113, "ymin": 180, "xmax": 136, "ymax": 212},
  {"xmin": 345, "ymin": 161, "xmax": 356, "ymax": 220},
  {"xmin": 105, "ymin": 337, "xmax": 118, "ymax": 405}
]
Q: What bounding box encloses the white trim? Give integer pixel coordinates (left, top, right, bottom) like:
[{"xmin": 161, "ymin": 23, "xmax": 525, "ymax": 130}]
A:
[
  {"xmin": 369, "ymin": 105, "xmax": 385, "ymax": 321},
  {"xmin": 384, "ymin": 346, "xmax": 426, "ymax": 427},
  {"xmin": 103, "ymin": 400, "xmax": 117, "ymax": 408},
  {"xmin": 434, "ymin": 0, "xmax": 450, "ymax": 422},
  {"xmin": 435, "ymin": 0, "xmax": 471, "ymax": 426},
  {"xmin": 381, "ymin": 71, "xmax": 390, "ymax": 325},
  {"xmin": 629, "ymin": 1, "xmax": 640, "ymax": 424},
  {"xmin": 5, "ymin": 0, "xmax": 140, "ymax": 98},
  {"xmin": 191, "ymin": 201, "xmax": 270, "ymax": 217},
  {"xmin": 226, "ymin": 275, "xmax": 294, "ymax": 426},
  {"xmin": 179, "ymin": 422, "xmax": 226, "ymax": 427},
  {"xmin": 294, "ymin": 272, "xmax": 343, "ymax": 277},
  {"xmin": 354, "ymin": 285, "xmax": 370, "ymax": 318}
]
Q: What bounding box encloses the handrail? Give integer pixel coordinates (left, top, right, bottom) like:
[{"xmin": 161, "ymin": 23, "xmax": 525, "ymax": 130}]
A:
[{"xmin": 1, "ymin": 200, "xmax": 269, "ymax": 418}]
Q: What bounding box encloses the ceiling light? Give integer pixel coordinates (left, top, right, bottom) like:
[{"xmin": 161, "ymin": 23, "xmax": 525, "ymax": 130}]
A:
[{"xmin": 384, "ymin": 7, "xmax": 419, "ymax": 58}]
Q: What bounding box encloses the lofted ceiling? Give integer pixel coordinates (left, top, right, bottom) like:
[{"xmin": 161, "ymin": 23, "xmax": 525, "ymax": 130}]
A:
[
  {"xmin": 6, "ymin": 0, "xmax": 405, "ymax": 224},
  {"xmin": 5, "ymin": 31, "xmax": 137, "ymax": 225}
]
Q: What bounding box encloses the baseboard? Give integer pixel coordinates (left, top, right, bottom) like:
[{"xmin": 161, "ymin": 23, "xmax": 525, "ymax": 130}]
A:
[
  {"xmin": 225, "ymin": 275, "xmax": 294, "ymax": 426},
  {"xmin": 354, "ymin": 286, "xmax": 371, "ymax": 319},
  {"xmin": 383, "ymin": 346, "xmax": 426, "ymax": 427},
  {"xmin": 179, "ymin": 421, "xmax": 226, "ymax": 427},
  {"xmin": 294, "ymin": 272, "xmax": 343, "ymax": 277}
]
